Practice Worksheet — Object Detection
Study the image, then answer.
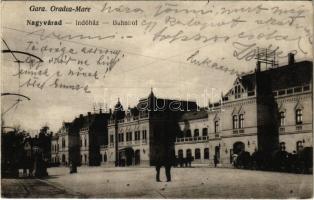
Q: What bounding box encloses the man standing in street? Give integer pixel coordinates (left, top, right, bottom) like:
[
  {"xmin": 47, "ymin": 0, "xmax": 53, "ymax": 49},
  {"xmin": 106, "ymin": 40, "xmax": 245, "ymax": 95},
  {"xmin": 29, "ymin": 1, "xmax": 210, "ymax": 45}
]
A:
[
  {"xmin": 153, "ymin": 145, "xmax": 175, "ymax": 182},
  {"xmin": 214, "ymin": 155, "xmax": 218, "ymax": 167}
]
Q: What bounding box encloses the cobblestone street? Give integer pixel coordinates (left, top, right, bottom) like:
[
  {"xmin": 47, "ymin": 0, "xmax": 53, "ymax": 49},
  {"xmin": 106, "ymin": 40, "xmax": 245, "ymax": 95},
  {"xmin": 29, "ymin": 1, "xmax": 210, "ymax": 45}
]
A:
[
  {"xmin": 2, "ymin": 167, "xmax": 312, "ymax": 198},
  {"xmin": 1, "ymin": 177, "xmax": 84, "ymax": 198}
]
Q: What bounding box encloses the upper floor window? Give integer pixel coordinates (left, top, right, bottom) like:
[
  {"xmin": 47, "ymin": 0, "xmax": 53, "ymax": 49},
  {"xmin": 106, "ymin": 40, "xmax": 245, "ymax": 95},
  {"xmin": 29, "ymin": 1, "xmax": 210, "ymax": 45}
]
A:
[
  {"xmin": 233, "ymin": 115, "xmax": 238, "ymax": 129},
  {"xmin": 62, "ymin": 138, "xmax": 66, "ymax": 148},
  {"xmin": 110, "ymin": 135, "xmax": 114, "ymax": 144},
  {"xmin": 121, "ymin": 133, "xmax": 125, "ymax": 142},
  {"xmin": 235, "ymin": 85, "xmax": 242, "ymax": 99},
  {"xmin": 126, "ymin": 132, "xmax": 133, "ymax": 141},
  {"xmin": 202, "ymin": 128, "xmax": 208, "ymax": 136},
  {"xmin": 142, "ymin": 130, "xmax": 147, "ymax": 140},
  {"xmin": 296, "ymin": 109, "xmax": 303, "ymax": 124},
  {"xmin": 135, "ymin": 131, "xmax": 140, "ymax": 140},
  {"xmin": 178, "ymin": 149, "xmax": 183, "ymax": 158},
  {"xmin": 214, "ymin": 121, "xmax": 219, "ymax": 133},
  {"xmin": 194, "ymin": 129, "xmax": 199, "ymax": 137},
  {"xmin": 186, "ymin": 129, "xmax": 192, "ymax": 137},
  {"xmin": 118, "ymin": 133, "xmax": 124, "ymax": 142},
  {"xmin": 279, "ymin": 112, "xmax": 285, "ymax": 126},
  {"xmin": 126, "ymin": 132, "xmax": 130, "ymax": 141},
  {"xmin": 239, "ymin": 114, "xmax": 244, "ymax": 129},
  {"xmin": 84, "ymin": 139, "xmax": 87, "ymax": 147}
]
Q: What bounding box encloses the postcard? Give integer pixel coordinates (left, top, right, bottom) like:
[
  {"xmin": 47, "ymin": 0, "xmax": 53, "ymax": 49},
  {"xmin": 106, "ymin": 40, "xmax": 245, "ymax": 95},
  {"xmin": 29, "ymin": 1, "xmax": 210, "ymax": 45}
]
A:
[{"xmin": 1, "ymin": 0, "xmax": 313, "ymax": 198}]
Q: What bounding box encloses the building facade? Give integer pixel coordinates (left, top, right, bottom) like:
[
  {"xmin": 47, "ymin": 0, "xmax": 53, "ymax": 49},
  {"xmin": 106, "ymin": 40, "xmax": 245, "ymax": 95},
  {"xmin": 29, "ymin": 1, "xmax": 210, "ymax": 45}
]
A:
[
  {"xmin": 79, "ymin": 111, "xmax": 111, "ymax": 166},
  {"xmin": 51, "ymin": 54, "xmax": 312, "ymax": 169},
  {"xmin": 174, "ymin": 55, "xmax": 313, "ymax": 167},
  {"xmin": 51, "ymin": 133, "xmax": 59, "ymax": 165},
  {"xmin": 105, "ymin": 91, "xmax": 197, "ymax": 166},
  {"xmin": 52, "ymin": 110, "xmax": 111, "ymax": 166},
  {"xmin": 58, "ymin": 122, "xmax": 71, "ymax": 165},
  {"xmin": 175, "ymin": 110, "xmax": 211, "ymax": 165}
]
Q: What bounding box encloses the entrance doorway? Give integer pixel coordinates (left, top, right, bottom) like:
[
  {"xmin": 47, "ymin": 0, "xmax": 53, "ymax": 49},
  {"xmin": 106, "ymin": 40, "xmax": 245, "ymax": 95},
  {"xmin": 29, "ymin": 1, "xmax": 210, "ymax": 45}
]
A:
[
  {"xmin": 119, "ymin": 148, "xmax": 134, "ymax": 166},
  {"xmin": 215, "ymin": 146, "xmax": 220, "ymax": 161},
  {"xmin": 135, "ymin": 150, "xmax": 140, "ymax": 165},
  {"xmin": 233, "ymin": 141, "xmax": 245, "ymax": 154}
]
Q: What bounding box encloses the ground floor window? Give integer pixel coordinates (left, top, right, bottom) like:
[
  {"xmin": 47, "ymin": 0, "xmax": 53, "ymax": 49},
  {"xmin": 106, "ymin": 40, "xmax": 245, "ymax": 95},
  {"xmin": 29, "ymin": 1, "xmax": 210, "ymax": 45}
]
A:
[
  {"xmin": 204, "ymin": 148, "xmax": 209, "ymax": 159},
  {"xmin": 186, "ymin": 149, "xmax": 192, "ymax": 158},
  {"xmin": 195, "ymin": 148, "xmax": 200, "ymax": 159}
]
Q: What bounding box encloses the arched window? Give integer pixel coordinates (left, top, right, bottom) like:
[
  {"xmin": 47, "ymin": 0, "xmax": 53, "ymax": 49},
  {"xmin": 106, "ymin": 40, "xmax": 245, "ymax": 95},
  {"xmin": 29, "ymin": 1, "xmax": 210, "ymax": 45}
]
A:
[
  {"xmin": 204, "ymin": 148, "xmax": 209, "ymax": 159},
  {"xmin": 186, "ymin": 129, "xmax": 192, "ymax": 137},
  {"xmin": 195, "ymin": 149, "xmax": 201, "ymax": 159},
  {"xmin": 178, "ymin": 149, "xmax": 183, "ymax": 158},
  {"xmin": 296, "ymin": 109, "xmax": 303, "ymax": 124},
  {"xmin": 233, "ymin": 115, "xmax": 238, "ymax": 129},
  {"xmin": 214, "ymin": 121, "xmax": 219, "ymax": 133},
  {"xmin": 239, "ymin": 114, "xmax": 244, "ymax": 128},
  {"xmin": 84, "ymin": 138, "xmax": 87, "ymax": 147},
  {"xmin": 279, "ymin": 111, "xmax": 285, "ymax": 126},
  {"xmin": 194, "ymin": 129, "xmax": 199, "ymax": 137},
  {"xmin": 202, "ymin": 128, "xmax": 208, "ymax": 136},
  {"xmin": 186, "ymin": 149, "xmax": 192, "ymax": 158}
]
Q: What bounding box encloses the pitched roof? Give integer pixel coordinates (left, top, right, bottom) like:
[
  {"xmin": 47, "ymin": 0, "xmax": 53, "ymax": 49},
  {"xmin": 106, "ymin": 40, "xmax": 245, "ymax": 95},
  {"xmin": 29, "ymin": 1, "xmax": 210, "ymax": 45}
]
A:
[
  {"xmin": 240, "ymin": 61, "xmax": 312, "ymax": 91},
  {"xmin": 179, "ymin": 110, "xmax": 208, "ymax": 121}
]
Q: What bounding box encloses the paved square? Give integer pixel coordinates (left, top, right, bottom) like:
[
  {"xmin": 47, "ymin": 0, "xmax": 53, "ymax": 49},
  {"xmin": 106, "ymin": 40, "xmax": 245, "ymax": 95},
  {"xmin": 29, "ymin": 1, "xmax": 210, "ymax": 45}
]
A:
[{"xmin": 2, "ymin": 167, "xmax": 313, "ymax": 198}]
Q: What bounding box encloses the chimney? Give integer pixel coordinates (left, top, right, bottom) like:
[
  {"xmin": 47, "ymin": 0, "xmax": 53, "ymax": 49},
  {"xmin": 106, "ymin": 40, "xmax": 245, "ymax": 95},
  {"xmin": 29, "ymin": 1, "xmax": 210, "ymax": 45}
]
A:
[
  {"xmin": 87, "ymin": 112, "xmax": 91, "ymax": 116},
  {"xmin": 79, "ymin": 114, "xmax": 83, "ymax": 118},
  {"xmin": 99, "ymin": 108, "xmax": 102, "ymax": 114},
  {"xmin": 288, "ymin": 53, "xmax": 295, "ymax": 65}
]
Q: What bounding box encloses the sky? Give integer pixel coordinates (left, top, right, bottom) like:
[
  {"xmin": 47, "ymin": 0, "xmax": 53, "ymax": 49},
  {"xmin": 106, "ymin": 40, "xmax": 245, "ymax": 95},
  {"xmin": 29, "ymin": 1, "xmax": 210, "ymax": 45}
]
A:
[{"xmin": 1, "ymin": 1, "xmax": 313, "ymax": 134}]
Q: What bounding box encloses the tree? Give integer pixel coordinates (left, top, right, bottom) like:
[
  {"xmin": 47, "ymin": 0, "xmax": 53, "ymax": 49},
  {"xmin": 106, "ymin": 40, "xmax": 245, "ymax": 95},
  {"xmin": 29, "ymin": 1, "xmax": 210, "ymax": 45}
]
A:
[
  {"xmin": 37, "ymin": 126, "xmax": 52, "ymax": 161},
  {"xmin": 1, "ymin": 128, "xmax": 28, "ymax": 177}
]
